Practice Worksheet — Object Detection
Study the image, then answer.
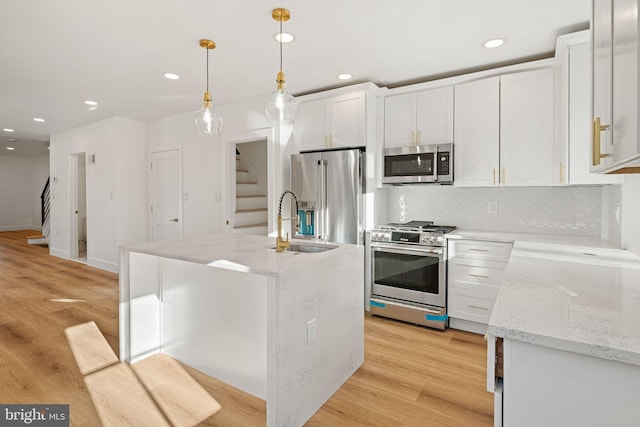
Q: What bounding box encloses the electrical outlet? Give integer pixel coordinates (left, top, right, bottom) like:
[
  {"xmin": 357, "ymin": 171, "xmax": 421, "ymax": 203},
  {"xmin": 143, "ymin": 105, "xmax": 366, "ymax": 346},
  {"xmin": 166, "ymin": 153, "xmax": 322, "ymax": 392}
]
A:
[
  {"xmin": 488, "ymin": 201, "xmax": 498, "ymax": 214},
  {"xmin": 307, "ymin": 318, "xmax": 317, "ymax": 344}
]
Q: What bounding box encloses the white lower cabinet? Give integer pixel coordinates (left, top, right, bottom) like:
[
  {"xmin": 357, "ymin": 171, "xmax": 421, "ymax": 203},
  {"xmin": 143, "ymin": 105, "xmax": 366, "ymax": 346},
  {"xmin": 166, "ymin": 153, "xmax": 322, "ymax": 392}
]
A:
[
  {"xmin": 488, "ymin": 337, "xmax": 640, "ymax": 427},
  {"xmin": 447, "ymin": 239, "xmax": 513, "ymax": 332}
]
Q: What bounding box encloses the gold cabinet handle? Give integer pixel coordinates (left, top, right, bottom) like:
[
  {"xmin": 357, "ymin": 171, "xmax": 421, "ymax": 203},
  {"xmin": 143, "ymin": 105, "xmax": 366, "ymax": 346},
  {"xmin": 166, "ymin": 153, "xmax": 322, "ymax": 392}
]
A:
[
  {"xmin": 469, "ymin": 248, "xmax": 489, "ymax": 252},
  {"xmin": 501, "ymin": 167, "xmax": 505, "ymax": 185},
  {"xmin": 411, "ymin": 130, "xmax": 416, "ymax": 146},
  {"xmin": 416, "ymin": 130, "xmax": 421, "ymax": 145},
  {"xmin": 468, "ymin": 274, "xmax": 489, "ymax": 279},
  {"xmin": 468, "ymin": 304, "xmax": 489, "ymax": 311},
  {"xmin": 329, "ymin": 133, "xmax": 334, "ymax": 147},
  {"xmin": 592, "ymin": 117, "xmax": 610, "ymax": 166},
  {"xmin": 560, "ymin": 163, "xmax": 565, "ymax": 184},
  {"xmin": 492, "ymin": 168, "xmax": 496, "ymax": 186}
]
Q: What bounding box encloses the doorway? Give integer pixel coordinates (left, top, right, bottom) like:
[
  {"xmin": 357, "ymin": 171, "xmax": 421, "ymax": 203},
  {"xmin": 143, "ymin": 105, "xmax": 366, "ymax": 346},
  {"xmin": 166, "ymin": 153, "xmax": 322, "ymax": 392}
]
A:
[
  {"xmin": 232, "ymin": 139, "xmax": 268, "ymax": 235},
  {"xmin": 151, "ymin": 149, "xmax": 182, "ymax": 241},
  {"xmin": 70, "ymin": 153, "xmax": 87, "ymax": 262}
]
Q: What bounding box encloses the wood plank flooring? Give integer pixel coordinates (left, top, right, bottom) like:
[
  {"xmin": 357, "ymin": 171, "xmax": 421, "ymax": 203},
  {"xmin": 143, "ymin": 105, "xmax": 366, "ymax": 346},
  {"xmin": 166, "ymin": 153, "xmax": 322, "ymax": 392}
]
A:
[{"xmin": 0, "ymin": 230, "xmax": 492, "ymax": 426}]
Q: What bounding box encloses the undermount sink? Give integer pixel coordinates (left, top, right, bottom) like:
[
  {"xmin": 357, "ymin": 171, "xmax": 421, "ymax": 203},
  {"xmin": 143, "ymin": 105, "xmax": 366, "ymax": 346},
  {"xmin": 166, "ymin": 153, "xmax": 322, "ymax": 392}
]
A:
[{"xmin": 271, "ymin": 243, "xmax": 338, "ymax": 253}]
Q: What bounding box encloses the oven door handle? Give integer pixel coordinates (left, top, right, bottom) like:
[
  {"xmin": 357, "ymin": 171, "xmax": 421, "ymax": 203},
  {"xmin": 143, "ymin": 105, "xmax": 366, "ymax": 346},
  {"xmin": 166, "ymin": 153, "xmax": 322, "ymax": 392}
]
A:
[{"xmin": 371, "ymin": 243, "xmax": 443, "ymax": 256}]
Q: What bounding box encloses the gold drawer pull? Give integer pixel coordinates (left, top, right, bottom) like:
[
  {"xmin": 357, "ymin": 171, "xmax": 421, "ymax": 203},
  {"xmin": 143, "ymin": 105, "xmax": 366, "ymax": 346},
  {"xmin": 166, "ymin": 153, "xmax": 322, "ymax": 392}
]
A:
[
  {"xmin": 468, "ymin": 304, "xmax": 489, "ymax": 311},
  {"xmin": 469, "ymin": 248, "xmax": 489, "ymax": 252},
  {"xmin": 469, "ymin": 274, "xmax": 489, "ymax": 279}
]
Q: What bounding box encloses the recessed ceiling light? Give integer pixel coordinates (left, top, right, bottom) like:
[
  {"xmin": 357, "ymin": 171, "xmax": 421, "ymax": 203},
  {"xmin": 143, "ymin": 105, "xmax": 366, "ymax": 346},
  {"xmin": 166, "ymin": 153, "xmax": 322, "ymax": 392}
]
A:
[
  {"xmin": 274, "ymin": 32, "xmax": 294, "ymax": 43},
  {"xmin": 337, "ymin": 73, "xmax": 353, "ymax": 80},
  {"xmin": 33, "ymin": 117, "xmax": 45, "ymax": 122},
  {"xmin": 3, "ymin": 128, "xmax": 14, "ymax": 132},
  {"xmin": 484, "ymin": 38, "xmax": 505, "ymax": 48},
  {"xmin": 84, "ymin": 100, "xmax": 99, "ymax": 106},
  {"xmin": 6, "ymin": 147, "xmax": 15, "ymax": 151},
  {"xmin": 163, "ymin": 73, "xmax": 180, "ymax": 80}
]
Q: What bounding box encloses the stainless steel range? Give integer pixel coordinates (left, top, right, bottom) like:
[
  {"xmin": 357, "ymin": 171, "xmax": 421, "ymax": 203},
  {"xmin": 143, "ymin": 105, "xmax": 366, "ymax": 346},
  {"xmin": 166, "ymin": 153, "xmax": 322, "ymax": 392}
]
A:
[{"xmin": 369, "ymin": 221, "xmax": 456, "ymax": 330}]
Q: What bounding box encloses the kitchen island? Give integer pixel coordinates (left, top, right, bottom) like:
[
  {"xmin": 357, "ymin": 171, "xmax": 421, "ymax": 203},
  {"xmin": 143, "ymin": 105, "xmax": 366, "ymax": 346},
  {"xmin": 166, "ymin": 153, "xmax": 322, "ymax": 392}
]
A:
[
  {"xmin": 119, "ymin": 233, "xmax": 364, "ymax": 427},
  {"xmin": 486, "ymin": 241, "xmax": 640, "ymax": 427}
]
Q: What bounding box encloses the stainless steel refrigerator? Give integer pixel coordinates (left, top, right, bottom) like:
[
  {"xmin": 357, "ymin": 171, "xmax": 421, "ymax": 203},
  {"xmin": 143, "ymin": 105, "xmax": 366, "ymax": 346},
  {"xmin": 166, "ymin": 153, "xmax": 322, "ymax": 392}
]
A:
[{"xmin": 290, "ymin": 147, "xmax": 365, "ymax": 245}]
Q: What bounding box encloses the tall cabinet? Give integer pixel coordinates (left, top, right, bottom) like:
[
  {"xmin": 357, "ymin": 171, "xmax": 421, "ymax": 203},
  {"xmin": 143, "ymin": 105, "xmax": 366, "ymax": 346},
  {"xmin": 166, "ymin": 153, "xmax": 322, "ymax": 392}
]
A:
[{"xmin": 592, "ymin": 0, "xmax": 640, "ymax": 173}]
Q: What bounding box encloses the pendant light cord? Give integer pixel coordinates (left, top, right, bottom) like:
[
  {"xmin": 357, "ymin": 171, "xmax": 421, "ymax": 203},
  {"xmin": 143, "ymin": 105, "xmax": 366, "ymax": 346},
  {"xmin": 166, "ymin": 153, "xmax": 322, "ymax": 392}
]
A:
[
  {"xmin": 279, "ymin": 17, "xmax": 283, "ymax": 72},
  {"xmin": 206, "ymin": 47, "xmax": 210, "ymax": 92}
]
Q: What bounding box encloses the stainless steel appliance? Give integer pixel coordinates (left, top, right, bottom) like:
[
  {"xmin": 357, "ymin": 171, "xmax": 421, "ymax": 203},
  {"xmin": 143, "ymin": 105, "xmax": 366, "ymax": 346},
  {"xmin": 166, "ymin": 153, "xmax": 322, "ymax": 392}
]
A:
[
  {"xmin": 369, "ymin": 221, "xmax": 456, "ymax": 330},
  {"xmin": 382, "ymin": 143, "xmax": 453, "ymax": 185},
  {"xmin": 290, "ymin": 147, "xmax": 364, "ymax": 244}
]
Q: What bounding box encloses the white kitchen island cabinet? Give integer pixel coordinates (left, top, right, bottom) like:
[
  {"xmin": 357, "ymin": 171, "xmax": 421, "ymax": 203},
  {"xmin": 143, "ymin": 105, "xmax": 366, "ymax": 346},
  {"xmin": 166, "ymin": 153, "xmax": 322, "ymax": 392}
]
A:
[
  {"xmin": 119, "ymin": 233, "xmax": 364, "ymax": 427},
  {"xmin": 487, "ymin": 242, "xmax": 640, "ymax": 427}
]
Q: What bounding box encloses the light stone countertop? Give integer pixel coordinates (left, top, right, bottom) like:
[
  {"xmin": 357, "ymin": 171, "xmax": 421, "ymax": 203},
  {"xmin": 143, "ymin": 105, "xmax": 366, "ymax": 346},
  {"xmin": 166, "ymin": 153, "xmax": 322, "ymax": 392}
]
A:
[
  {"xmin": 447, "ymin": 230, "xmax": 640, "ymax": 366},
  {"xmin": 489, "ymin": 240, "xmax": 640, "ymax": 366},
  {"xmin": 447, "ymin": 229, "xmax": 621, "ymax": 249},
  {"xmin": 121, "ymin": 233, "xmax": 359, "ymax": 277}
]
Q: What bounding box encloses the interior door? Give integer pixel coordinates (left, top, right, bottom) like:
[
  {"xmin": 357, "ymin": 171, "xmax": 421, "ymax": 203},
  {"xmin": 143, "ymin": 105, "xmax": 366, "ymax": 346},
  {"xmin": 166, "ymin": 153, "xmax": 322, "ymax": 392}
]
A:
[{"xmin": 151, "ymin": 150, "xmax": 181, "ymax": 241}]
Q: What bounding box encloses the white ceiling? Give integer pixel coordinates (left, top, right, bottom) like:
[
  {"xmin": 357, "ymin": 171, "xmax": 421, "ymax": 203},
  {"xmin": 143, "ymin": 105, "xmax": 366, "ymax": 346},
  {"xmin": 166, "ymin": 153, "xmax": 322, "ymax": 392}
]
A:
[{"xmin": 0, "ymin": 0, "xmax": 589, "ymax": 157}]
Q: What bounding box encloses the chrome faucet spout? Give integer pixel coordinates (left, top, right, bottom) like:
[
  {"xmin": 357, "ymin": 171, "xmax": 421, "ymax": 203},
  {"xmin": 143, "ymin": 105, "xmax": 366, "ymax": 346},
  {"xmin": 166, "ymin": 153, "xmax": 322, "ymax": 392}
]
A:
[{"xmin": 276, "ymin": 190, "xmax": 300, "ymax": 252}]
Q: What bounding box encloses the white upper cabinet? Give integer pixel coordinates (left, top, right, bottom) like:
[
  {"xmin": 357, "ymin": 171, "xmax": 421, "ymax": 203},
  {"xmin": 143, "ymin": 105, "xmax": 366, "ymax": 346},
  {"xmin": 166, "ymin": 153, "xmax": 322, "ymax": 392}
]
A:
[
  {"xmin": 592, "ymin": 0, "xmax": 640, "ymax": 173},
  {"xmin": 296, "ymin": 91, "xmax": 366, "ymax": 151},
  {"xmin": 384, "ymin": 86, "xmax": 454, "ymax": 148},
  {"xmin": 500, "ymin": 68, "xmax": 555, "ymax": 186},
  {"xmin": 556, "ymin": 31, "xmax": 621, "ymax": 185},
  {"xmin": 454, "ymin": 68, "xmax": 555, "ymax": 187},
  {"xmin": 454, "ymin": 77, "xmax": 500, "ymax": 187}
]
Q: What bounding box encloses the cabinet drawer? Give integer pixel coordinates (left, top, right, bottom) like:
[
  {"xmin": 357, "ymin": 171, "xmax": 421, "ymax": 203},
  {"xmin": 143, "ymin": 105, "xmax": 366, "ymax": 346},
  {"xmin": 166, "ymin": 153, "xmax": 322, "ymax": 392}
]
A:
[
  {"xmin": 450, "ymin": 259, "xmax": 508, "ymax": 286},
  {"xmin": 451, "ymin": 240, "xmax": 512, "ymax": 262},
  {"xmin": 448, "ymin": 286, "xmax": 499, "ymax": 324}
]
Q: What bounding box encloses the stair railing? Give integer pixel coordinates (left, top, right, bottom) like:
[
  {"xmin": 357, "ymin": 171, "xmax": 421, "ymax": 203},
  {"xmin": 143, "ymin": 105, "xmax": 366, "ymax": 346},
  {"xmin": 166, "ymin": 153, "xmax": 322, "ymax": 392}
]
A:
[{"xmin": 40, "ymin": 177, "xmax": 50, "ymax": 234}]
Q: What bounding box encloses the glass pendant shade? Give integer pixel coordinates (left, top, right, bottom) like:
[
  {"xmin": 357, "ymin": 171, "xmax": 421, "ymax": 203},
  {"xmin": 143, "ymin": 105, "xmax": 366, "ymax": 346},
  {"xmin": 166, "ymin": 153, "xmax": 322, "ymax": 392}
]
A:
[
  {"xmin": 194, "ymin": 91, "xmax": 222, "ymax": 135},
  {"xmin": 266, "ymin": 86, "xmax": 297, "ymax": 125},
  {"xmin": 194, "ymin": 39, "xmax": 222, "ymax": 136},
  {"xmin": 266, "ymin": 8, "xmax": 297, "ymax": 125}
]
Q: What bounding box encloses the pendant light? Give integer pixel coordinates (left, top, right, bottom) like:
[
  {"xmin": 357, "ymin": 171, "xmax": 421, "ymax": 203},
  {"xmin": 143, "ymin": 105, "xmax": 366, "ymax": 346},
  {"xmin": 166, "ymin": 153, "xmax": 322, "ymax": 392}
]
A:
[
  {"xmin": 265, "ymin": 8, "xmax": 297, "ymax": 125},
  {"xmin": 194, "ymin": 39, "xmax": 223, "ymax": 136}
]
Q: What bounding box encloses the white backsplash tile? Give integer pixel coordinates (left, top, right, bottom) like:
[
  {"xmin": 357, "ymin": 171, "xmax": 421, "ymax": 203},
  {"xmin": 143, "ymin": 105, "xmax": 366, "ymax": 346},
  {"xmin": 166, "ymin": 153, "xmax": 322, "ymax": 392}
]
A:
[{"xmin": 378, "ymin": 185, "xmax": 622, "ymax": 244}]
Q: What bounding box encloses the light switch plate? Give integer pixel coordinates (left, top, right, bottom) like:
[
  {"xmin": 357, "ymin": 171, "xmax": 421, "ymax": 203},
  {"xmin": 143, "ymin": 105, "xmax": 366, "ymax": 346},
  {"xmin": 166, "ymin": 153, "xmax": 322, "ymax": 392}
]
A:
[{"xmin": 488, "ymin": 201, "xmax": 498, "ymax": 214}]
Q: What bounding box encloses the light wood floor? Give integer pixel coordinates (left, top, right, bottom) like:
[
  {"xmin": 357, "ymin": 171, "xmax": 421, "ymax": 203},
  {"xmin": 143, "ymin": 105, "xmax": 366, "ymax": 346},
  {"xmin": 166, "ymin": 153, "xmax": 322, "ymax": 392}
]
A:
[{"xmin": 0, "ymin": 230, "xmax": 492, "ymax": 426}]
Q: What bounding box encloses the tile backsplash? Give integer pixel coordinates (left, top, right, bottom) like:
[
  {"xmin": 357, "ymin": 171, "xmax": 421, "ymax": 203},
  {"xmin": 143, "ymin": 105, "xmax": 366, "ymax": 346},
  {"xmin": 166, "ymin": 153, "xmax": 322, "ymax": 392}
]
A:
[{"xmin": 378, "ymin": 185, "xmax": 622, "ymax": 245}]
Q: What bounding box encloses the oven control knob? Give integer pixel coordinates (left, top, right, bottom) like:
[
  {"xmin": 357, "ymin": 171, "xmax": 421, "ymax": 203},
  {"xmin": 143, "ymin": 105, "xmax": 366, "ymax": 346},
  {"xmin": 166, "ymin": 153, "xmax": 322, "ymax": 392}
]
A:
[
  {"xmin": 384, "ymin": 232, "xmax": 391, "ymax": 241},
  {"xmin": 437, "ymin": 236, "xmax": 444, "ymax": 243}
]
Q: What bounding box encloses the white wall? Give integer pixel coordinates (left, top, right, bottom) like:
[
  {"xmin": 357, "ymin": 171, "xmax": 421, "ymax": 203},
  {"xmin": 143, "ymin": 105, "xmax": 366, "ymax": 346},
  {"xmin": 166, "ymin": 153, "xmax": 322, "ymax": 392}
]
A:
[
  {"xmin": 148, "ymin": 95, "xmax": 294, "ymax": 238},
  {"xmin": 49, "ymin": 117, "xmax": 147, "ymax": 272},
  {"xmin": 621, "ymin": 175, "xmax": 640, "ymax": 256},
  {"xmin": 0, "ymin": 155, "xmax": 49, "ymax": 231}
]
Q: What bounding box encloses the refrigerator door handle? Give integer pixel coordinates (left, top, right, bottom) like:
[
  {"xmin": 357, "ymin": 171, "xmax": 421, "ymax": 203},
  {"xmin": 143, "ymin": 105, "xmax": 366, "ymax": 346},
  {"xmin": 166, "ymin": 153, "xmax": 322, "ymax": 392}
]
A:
[{"xmin": 317, "ymin": 159, "xmax": 328, "ymax": 242}]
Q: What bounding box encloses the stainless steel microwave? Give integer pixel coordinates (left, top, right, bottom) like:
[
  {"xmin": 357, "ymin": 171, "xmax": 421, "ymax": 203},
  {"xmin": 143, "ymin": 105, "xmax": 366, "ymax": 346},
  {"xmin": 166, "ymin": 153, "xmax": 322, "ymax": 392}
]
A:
[{"xmin": 382, "ymin": 143, "xmax": 453, "ymax": 184}]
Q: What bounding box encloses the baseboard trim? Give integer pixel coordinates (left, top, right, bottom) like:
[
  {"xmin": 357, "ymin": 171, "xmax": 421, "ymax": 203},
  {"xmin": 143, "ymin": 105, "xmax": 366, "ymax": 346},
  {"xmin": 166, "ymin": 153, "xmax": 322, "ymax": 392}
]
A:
[
  {"xmin": 50, "ymin": 248, "xmax": 70, "ymax": 259},
  {"xmin": 88, "ymin": 257, "xmax": 119, "ymax": 274},
  {"xmin": 449, "ymin": 318, "xmax": 488, "ymax": 335},
  {"xmin": 0, "ymin": 225, "xmax": 41, "ymax": 232}
]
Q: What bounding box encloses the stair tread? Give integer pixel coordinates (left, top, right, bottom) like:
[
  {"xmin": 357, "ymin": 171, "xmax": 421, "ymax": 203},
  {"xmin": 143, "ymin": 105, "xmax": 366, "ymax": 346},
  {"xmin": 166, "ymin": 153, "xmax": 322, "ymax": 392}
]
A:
[
  {"xmin": 236, "ymin": 169, "xmax": 249, "ymax": 173},
  {"xmin": 235, "ymin": 208, "xmax": 268, "ymax": 213},
  {"xmin": 237, "ymin": 195, "xmax": 266, "ymax": 198},
  {"xmin": 233, "ymin": 222, "xmax": 268, "ymax": 229},
  {"xmin": 26, "ymin": 234, "xmax": 45, "ymax": 239},
  {"xmin": 236, "ymin": 182, "xmax": 258, "ymax": 185}
]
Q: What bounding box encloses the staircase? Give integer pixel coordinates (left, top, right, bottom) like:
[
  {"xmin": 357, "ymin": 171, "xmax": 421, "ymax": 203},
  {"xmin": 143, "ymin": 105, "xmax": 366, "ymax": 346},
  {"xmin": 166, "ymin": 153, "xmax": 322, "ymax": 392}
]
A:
[
  {"xmin": 28, "ymin": 177, "xmax": 50, "ymax": 245},
  {"xmin": 233, "ymin": 155, "xmax": 268, "ymax": 235}
]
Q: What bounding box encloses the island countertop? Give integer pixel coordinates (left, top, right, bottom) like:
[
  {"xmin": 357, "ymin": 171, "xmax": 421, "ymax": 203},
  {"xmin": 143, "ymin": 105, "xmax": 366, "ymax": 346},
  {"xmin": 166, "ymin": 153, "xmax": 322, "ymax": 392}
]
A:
[
  {"xmin": 122, "ymin": 233, "xmax": 360, "ymax": 277},
  {"xmin": 488, "ymin": 240, "xmax": 640, "ymax": 366}
]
